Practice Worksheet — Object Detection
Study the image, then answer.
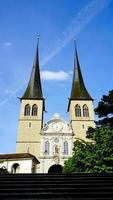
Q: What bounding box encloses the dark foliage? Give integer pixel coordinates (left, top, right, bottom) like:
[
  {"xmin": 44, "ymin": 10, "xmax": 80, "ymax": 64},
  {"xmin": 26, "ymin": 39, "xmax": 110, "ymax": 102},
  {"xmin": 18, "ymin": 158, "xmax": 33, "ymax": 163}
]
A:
[
  {"xmin": 0, "ymin": 166, "xmax": 9, "ymax": 174},
  {"xmin": 63, "ymin": 126, "xmax": 113, "ymax": 173},
  {"xmin": 95, "ymin": 90, "xmax": 113, "ymax": 127},
  {"xmin": 86, "ymin": 127, "xmax": 95, "ymax": 138}
]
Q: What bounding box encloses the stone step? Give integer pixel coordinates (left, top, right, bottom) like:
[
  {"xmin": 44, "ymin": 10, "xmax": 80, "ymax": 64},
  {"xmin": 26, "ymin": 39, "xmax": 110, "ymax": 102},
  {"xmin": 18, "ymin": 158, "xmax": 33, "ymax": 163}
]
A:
[
  {"xmin": 0, "ymin": 191, "xmax": 112, "ymax": 198},
  {"xmin": 0, "ymin": 173, "xmax": 113, "ymax": 177},
  {"xmin": 0, "ymin": 199, "xmax": 111, "ymax": 200},
  {"xmin": 0, "ymin": 177, "xmax": 112, "ymax": 181},
  {"xmin": 0, "ymin": 182, "xmax": 112, "ymax": 187},
  {"xmin": 0, "ymin": 173, "xmax": 112, "ymax": 199},
  {"xmin": 0, "ymin": 187, "xmax": 112, "ymax": 192}
]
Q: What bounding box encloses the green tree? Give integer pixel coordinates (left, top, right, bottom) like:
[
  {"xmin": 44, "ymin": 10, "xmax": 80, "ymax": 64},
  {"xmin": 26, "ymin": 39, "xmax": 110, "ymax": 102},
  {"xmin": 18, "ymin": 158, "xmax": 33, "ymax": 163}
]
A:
[
  {"xmin": 0, "ymin": 161, "xmax": 8, "ymax": 174},
  {"xmin": 0, "ymin": 166, "xmax": 8, "ymax": 174},
  {"xmin": 63, "ymin": 126, "xmax": 113, "ymax": 173},
  {"xmin": 95, "ymin": 90, "xmax": 113, "ymax": 127}
]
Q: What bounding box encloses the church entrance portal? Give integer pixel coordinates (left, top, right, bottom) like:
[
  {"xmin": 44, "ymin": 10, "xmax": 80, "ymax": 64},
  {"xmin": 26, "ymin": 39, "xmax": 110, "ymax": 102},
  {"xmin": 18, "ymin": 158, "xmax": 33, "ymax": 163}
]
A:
[{"xmin": 48, "ymin": 164, "xmax": 63, "ymax": 173}]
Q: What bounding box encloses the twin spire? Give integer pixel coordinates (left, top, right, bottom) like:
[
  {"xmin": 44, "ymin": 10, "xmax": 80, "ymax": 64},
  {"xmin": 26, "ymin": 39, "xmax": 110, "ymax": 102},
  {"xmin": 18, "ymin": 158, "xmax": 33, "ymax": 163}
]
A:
[
  {"xmin": 21, "ymin": 37, "xmax": 43, "ymax": 100},
  {"xmin": 68, "ymin": 41, "xmax": 93, "ymax": 111},
  {"xmin": 70, "ymin": 41, "xmax": 93, "ymax": 101},
  {"xmin": 21, "ymin": 39, "xmax": 92, "ymax": 111}
]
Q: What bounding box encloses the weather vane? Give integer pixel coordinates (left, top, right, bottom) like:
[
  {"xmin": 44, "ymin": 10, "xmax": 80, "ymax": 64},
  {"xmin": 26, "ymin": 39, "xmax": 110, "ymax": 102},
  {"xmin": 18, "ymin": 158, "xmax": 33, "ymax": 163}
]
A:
[
  {"xmin": 74, "ymin": 37, "xmax": 76, "ymax": 42},
  {"xmin": 35, "ymin": 33, "xmax": 40, "ymax": 46},
  {"xmin": 74, "ymin": 37, "xmax": 76, "ymax": 46},
  {"xmin": 73, "ymin": 37, "xmax": 77, "ymax": 51},
  {"xmin": 36, "ymin": 33, "xmax": 40, "ymax": 39}
]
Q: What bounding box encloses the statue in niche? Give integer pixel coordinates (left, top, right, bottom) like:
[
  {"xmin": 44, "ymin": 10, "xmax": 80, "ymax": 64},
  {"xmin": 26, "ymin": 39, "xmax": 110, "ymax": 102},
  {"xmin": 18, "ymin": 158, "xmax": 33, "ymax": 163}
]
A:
[{"xmin": 55, "ymin": 145, "xmax": 59, "ymax": 154}]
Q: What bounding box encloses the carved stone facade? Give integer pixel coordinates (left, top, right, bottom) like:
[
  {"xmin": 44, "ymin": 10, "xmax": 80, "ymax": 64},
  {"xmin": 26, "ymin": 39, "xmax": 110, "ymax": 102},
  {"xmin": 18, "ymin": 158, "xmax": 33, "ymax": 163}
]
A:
[{"xmin": 40, "ymin": 114, "xmax": 73, "ymax": 173}]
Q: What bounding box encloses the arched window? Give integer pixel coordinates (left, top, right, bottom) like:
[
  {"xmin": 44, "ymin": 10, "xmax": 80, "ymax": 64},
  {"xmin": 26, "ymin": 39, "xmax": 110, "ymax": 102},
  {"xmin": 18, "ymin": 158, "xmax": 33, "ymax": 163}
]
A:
[
  {"xmin": 32, "ymin": 104, "xmax": 38, "ymax": 116},
  {"xmin": 24, "ymin": 104, "xmax": 30, "ymax": 116},
  {"xmin": 75, "ymin": 104, "xmax": 81, "ymax": 117},
  {"xmin": 83, "ymin": 104, "xmax": 89, "ymax": 117},
  {"xmin": 44, "ymin": 141, "xmax": 50, "ymax": 154},
  {"xmin": 11, "ymin": 163, "xmax": 20, "ymax": 174},
  {"xmin": 64, "ymin": 141, "xmax": 68, "ymax": 155}
]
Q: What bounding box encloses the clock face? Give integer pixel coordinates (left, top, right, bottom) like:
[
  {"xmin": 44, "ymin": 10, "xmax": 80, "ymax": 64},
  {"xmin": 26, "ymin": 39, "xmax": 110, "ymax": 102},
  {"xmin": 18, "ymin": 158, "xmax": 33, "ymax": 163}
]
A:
[
  {"xmin": 52, "ymin": 122, "xmax": 63, "ymax": 132},
  {"xmin": 54, "ymin": 138, "xmax": 59, "ymax": 143}
]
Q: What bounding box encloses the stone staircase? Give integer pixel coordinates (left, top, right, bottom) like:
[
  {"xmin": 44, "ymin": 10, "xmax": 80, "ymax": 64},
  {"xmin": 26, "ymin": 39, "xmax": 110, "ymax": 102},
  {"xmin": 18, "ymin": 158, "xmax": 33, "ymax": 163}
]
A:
[{"xmin": 0, "ymin": 173, "xmax": 113, "ymax": 199}]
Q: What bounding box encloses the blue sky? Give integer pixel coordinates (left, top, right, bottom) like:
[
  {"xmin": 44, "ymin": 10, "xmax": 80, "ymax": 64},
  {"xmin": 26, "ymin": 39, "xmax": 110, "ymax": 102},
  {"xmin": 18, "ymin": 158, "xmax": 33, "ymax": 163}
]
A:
[{"xmin": 0, "ymin": 0, "xmax": 113, "ymax": 153}]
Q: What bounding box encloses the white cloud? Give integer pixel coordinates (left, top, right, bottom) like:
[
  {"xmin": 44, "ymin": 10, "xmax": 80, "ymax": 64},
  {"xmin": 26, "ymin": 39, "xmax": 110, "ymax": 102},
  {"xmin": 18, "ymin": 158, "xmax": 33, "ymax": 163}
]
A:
[
  {"xmin": 41, "ymin": 70, "xmax": 70, "ymax": 81},
  {"xmin": 3, "ymin": 42, "xmax": 12, "ymax": 47}
]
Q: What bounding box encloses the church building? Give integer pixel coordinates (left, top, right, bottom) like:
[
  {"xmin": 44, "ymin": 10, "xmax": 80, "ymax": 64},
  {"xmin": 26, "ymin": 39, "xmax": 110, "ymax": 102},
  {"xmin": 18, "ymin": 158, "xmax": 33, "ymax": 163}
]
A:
[{"xmin": 0, "ymin": 40, "xmax": 95, "ymax": 173}]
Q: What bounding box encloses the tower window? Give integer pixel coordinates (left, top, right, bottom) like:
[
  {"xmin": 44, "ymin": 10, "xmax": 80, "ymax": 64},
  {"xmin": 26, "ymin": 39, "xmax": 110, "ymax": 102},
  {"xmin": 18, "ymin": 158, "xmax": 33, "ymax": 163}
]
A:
[
  {"xmin": 24, "ymin": 104, "xmax": 30, "ymax": 116},
  {"xmin": 44, "ymin": 141, "xmax": 50, "ymax": 154},
  {"xmin": 83, "ymin": 104, "xmax": 89, "ymax": 117},
  {"xmin": 63, "ymin": 141, "xmax": 68, "ymax": 155},
  {"xmin": 29, "ymin": 122, "xmax": 31, "ymax": 128},
  {"xmin": 32, "ymin": 104, "xmax": 38, "ymax": 116},
  {"xmin": 11, "ymin": 163, "xmax": 20, "ymax": 174},
  {"xmin": 82, "ymin": 124, "xmax": 85, "ymax": 129},
  {"xmin": 75, "ymin": 104, "xmax": 81, "ymax": 117}
]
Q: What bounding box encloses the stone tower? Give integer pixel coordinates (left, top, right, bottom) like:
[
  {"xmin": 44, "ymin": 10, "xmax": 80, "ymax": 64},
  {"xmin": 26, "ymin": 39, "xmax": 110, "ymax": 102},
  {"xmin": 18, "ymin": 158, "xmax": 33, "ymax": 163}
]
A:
[
  {"xmin": 16, "ymin": 39, "xmax": 45, "ymax": 160},
  {"xmin": 68, "ymin": 44, "xmax": 95, "ymax": 141}
]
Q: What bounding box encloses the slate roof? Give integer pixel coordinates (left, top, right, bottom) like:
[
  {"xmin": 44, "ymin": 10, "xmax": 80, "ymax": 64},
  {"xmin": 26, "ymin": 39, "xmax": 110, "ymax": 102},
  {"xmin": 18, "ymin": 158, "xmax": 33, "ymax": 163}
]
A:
[
  {"xmin": 21, "ymin": 40, "xmax": 44, "ymax": 100},
  {"xmin": 68, "ymin": 45, "xmax": 93, "ymax": 110}
]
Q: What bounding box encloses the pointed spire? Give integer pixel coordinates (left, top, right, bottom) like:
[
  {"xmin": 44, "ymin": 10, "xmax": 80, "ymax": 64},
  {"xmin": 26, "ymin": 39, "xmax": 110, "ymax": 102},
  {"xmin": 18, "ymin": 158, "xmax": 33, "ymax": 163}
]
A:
[
  {"xmin": 68, "ymin": 41, "xmax": 93, "ymax": 110},
  {"xmin": 21, "ymin": 36, "xmax": 44, "ymax": 101}
]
